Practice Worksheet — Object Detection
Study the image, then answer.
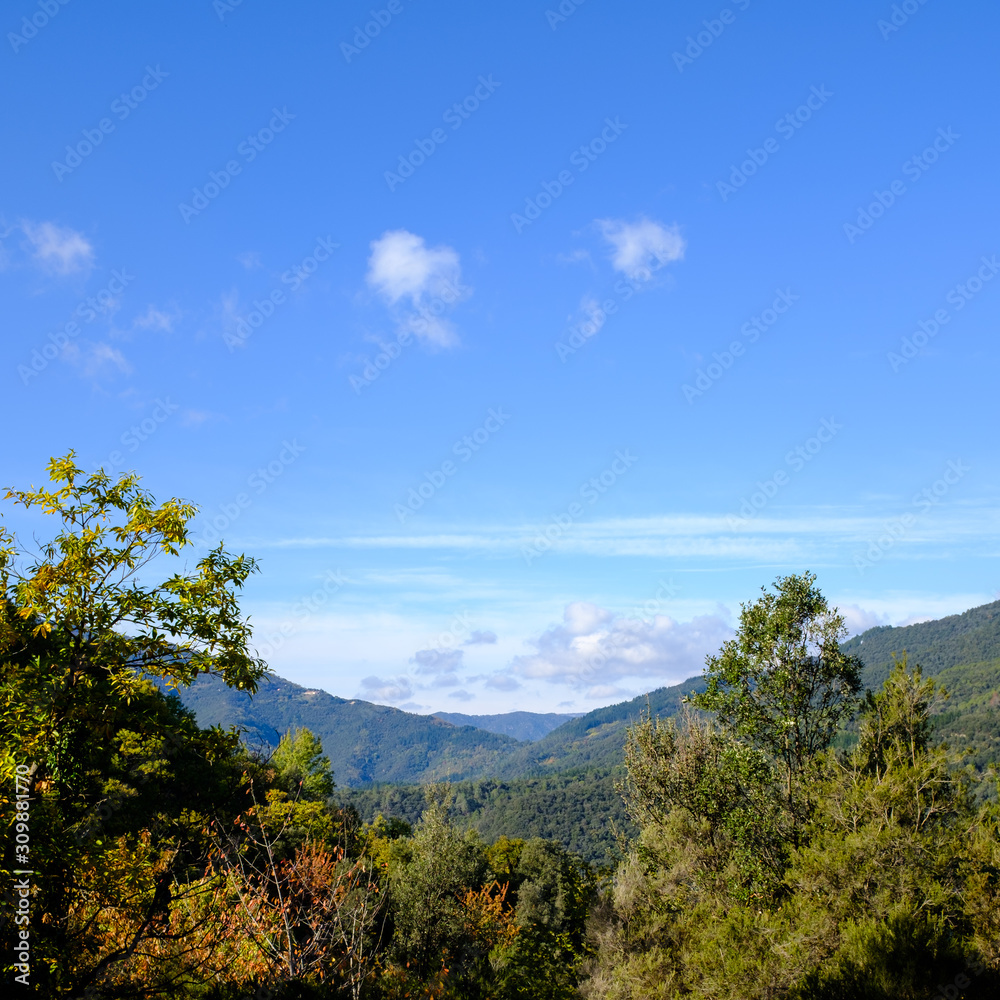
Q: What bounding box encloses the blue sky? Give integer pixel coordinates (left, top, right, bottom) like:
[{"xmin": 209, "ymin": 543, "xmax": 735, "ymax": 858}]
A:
[{"xmin": 4, "ymin": 0, "xmax": 999, "ymax": 715}]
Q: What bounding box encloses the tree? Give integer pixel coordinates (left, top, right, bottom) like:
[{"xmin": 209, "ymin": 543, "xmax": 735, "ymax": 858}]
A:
[
  {"xmin": 0, "ymin": 453, "xmax": 266, "ymax": 996},
  {"xmin": 271, "ymin": 726, "xmax": 335, "ymax": 802},
  {"xmin": 691, "ymin": 572, "xmax": 863, "ymax": 816},
  {"xmin": 208, "ymin": 778, "xmax": 385, "ymax": 996}
]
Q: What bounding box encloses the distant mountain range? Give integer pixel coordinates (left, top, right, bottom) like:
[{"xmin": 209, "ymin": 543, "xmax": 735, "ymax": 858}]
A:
[
  {"xmin": 432, "ymin": 711, "xmax": 582, "ymax": 742},
  {"xmin": 165, "ymin": 598, "xmax": 1000, "ymax": 791}
]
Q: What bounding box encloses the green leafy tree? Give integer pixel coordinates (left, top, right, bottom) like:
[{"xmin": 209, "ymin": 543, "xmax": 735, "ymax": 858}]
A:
[
  {"xmin": 691, "ymin": 571, "xmax": 863, "ymax": 816},
  {"xmin": 270, "ymin": 726, "xmax": 335, "ymax": 802},
  {"xmin": 0, "ymin": 453, "xmax": 265, "ymax": 997}
]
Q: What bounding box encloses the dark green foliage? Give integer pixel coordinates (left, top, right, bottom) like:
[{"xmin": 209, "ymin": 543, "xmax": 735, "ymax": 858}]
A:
[
  {"xmin": 342, "ymin": 770, "xmax": 632, "ymax": 864},
  {"xmin": 586, "ymin": 633, "xmax": 1000, "ymax": 998},
  {"xmin": 491, "ymin": 677, "xmax": 708, "ymax": 779},
  {"xmin": 692, "ymin": 572, "xmax": 863, "ymax": 815},
  {"xmin": 843, "ymin": 597, "xmax": 1000, "ymax": 687}
]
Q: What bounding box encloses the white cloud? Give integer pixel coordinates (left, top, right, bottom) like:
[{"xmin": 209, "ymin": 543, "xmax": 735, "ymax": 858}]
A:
[
  {"xmin": 464, "ymin": 630, "xmax": 497, "ymax": 645},
  {"xmin": 511, "ymin": 601, "xmax": 731, "ymax": 697},
  {"xmin": 839, "ymin": 603, "xmax": 890, "ymax": 636},
  {"xmin": 61, "ymin": 341, "xmax": 132, "ymax": 379},
  {"xmin": 411, "ymin": 648, "xmax": 464, "ymax": 675},
  {"xmin": 133, "ymin": 305, "xmax": 175, "ymax": 333},
  {"xmin": 238, "ymin": 250, "xmax": 262, "ymax": 270},
  {"xmin": 359, "ymin": 674, "xmax": 413, "ymax": 703},
  {"xmin": 411, "ymin": 647, "xmax": 464, "ymax": 688},
  {"xmin": 485, "ymin": 672, "xmax": 521, "ymax": 691},
  {"xmin": 597, "ymin": 217, "xmax": 684, "ymax": 281},
  {"xmin": 22, "ymin": 220, "xmax": 94, "ymax": 275},
  {"xmin": 366, "ymin": 230, "xmax": 467, "ymax": 347},
  {"xmin": 448, "ymin": 689, "xmax": 475, "ymax": 701}
]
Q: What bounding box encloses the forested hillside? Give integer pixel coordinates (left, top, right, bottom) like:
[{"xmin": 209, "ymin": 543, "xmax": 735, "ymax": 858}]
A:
[
  {"xmin": 159, "ymin": 671, "xmax": 521, "ymax": 785},
  {"xmin": 341, "ymin": 769, "xmax": 632, "ymax": 865},
  {"xmin": 432, "ymin": 710, "xmax": 581, "ymax": 741},
  {"xmin": 844, "ymin": 599, "xmax": 1000, "ymax": 686}
]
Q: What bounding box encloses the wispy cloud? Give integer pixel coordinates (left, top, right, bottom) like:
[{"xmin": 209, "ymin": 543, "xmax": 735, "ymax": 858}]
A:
[
  {"xmin": 22, "ymin": 220, "xmax": 94, "ymax": 275},
  {"xmin": 259, "ymin": 507, "xmax": 1000, "ymax": 563},
  {"xmin": 464, "ymin": 630, "xmax": 497, "ymax": 645},
  {"xmin": 133, "ymin": 305, "xmax": 176, "ymax": 333},
  {"xmin": 366, "ymin": 230, "xmax": 467, "ymax": 347},
  {"xmin": 596, "ymin": 217, "xmax": 685, "ymax": 281}
]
